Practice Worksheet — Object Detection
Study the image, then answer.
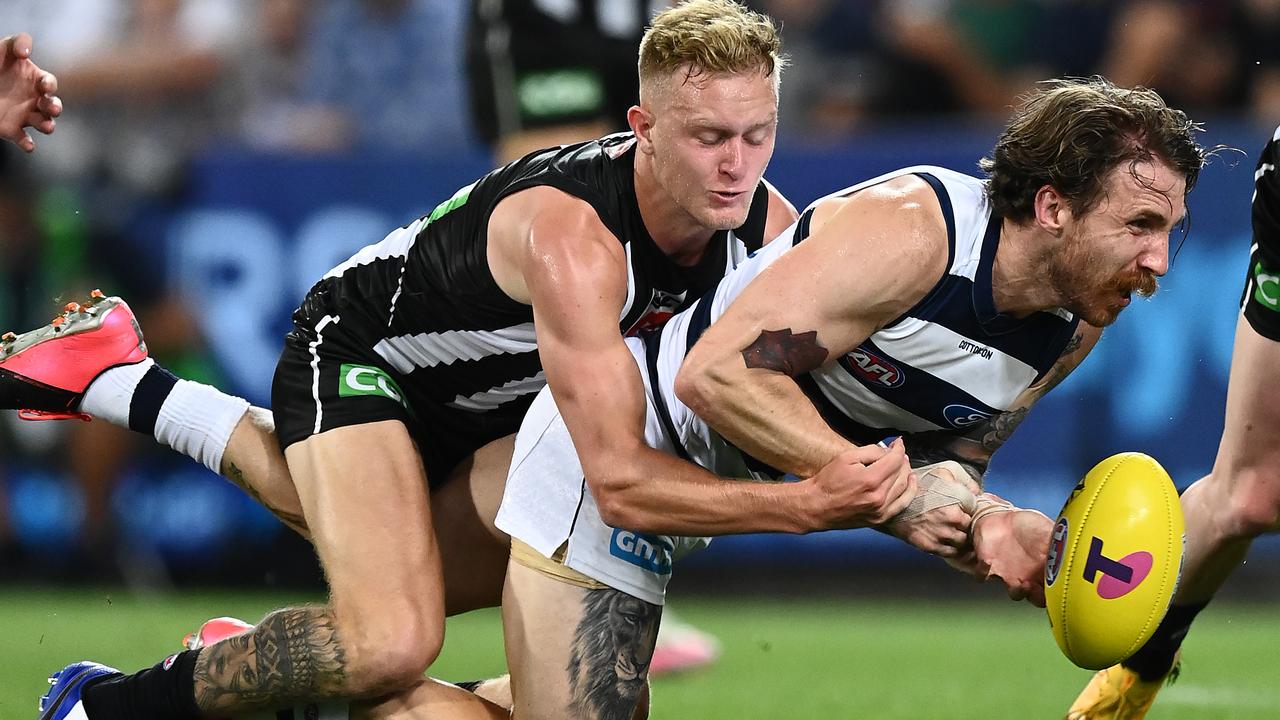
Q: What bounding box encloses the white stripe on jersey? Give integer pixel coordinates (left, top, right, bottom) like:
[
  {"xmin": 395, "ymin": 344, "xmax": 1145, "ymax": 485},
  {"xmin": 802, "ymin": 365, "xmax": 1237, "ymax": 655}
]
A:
[
  {"xmin": 619, "ymin": 241, "xmax": 636, "ymax": 323},
  {"xmin": 806, "ymin": 363, "xmax": 941, "ymax": 433},
  {"xmin": 872, "ymin": 318, "xmax": 1038, "ymax": 409},
  {"xmin": 386, "ymin": 259, "xmax": 410, "ymax": 328},
  {"xmin": 323, "ymin": 217, "xmax": 426, "ymax": 280},
  {"xmin": 373, "ymin": 322, "xmax": 538, "ymax": 374},
  {"xmin": 724, "ymin": 236, "xmax": 749, "ymax": 272},
  {"xmin": 1257, "ymin": 163, "xmax": 1277, "ymax": 205},
  {"xmin": 310, "ymin": 315, "xmax": 340, "ymax": 433},
  {"xmin": 448, "ymin": 372, "xmax": 547, "ymax": 411}
]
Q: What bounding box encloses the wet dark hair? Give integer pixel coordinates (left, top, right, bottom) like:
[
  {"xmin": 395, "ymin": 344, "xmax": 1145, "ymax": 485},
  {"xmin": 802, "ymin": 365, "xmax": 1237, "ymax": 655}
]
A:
[{"xmin": 981, "ymin": 77, "xmax": 1206, "ymax": 222}]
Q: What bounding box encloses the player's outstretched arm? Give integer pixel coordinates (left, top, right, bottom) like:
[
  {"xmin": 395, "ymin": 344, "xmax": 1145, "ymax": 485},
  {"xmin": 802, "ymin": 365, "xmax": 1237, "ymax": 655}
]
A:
[
  {"xmin": 917, "ymin": 322, "xmax": 1102, "ymax": 605},
  {"xmin": 0, "ymin": 33, "xmax": 61, "ymax": 152},
  {"xmin": 515, "ymin": 191, "xmax": 911, "ymax": 536}
]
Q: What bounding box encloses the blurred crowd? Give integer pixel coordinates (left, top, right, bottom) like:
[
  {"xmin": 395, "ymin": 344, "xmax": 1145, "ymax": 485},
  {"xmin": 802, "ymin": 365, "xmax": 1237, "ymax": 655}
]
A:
[
  {"xmin": 765, "ymin": 0, "xmax": 1280, "ymax": 139},
  {"xmin": 0, "ymin": 0, "xmax": 1277, "ymax": 584}
]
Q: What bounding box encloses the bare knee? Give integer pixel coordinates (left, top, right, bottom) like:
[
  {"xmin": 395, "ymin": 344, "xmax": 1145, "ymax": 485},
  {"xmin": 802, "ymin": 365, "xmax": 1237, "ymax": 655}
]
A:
[
  {"xmin": 340, "ymin": 611, "xmax": 445, "ymax": 697},
  {"xmin": 1211, "ymin": 467, "xmax": 1280, "ymax": 540},
  {"xmin": 1226, "ymin": 475, "xmax": 1280, "ymax": 539}
]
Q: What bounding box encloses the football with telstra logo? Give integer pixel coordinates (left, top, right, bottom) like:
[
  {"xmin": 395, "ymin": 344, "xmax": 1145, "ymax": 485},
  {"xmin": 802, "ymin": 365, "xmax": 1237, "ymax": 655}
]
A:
[{"xmin": 1044, "ymin": 452, "xmax": 1185, "ymax": 670}]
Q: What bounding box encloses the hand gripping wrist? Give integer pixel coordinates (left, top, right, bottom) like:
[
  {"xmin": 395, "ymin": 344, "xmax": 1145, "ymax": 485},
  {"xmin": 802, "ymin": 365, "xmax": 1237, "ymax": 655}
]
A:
[
  {"xmin": 969, "ymin": 491, "xmax": 1049, "ymax": 532},
  {"xmin": 888, "ymin": 460, "xmax": 978, "ymax": 525}
]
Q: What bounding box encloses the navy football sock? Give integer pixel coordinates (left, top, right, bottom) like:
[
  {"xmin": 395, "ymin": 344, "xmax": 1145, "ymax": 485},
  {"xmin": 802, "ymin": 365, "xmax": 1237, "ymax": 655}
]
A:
[
  {"xmin": 1122, "ymin": 600, "xmax": 1208, "ymax": 682},
  {"xmin": 83, "ymin": 649, "xmax": 201, "ymax": 720}
]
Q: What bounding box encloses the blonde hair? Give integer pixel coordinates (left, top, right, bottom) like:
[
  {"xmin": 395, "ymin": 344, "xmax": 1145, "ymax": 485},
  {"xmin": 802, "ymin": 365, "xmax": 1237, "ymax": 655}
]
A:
[{"xmin": 638, "ymin": 0, "xmax": 784, "ymax": 97}]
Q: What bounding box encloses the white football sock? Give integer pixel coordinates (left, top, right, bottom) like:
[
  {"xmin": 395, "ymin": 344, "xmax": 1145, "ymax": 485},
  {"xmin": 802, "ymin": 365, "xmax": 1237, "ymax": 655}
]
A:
[
  {"xmin": 82, "ymin": 360, "xmax": 250, "ymax": 474},
  {"xmin": 154, "ymin": 379, "xmax": 250, "ymax": 474}
]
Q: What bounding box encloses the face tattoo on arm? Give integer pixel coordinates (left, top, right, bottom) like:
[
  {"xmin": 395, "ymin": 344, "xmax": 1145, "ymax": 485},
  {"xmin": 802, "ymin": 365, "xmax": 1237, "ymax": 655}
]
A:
[{"xmin": 568, "ymin": 589, "xmax": 661, "ymax": 720}]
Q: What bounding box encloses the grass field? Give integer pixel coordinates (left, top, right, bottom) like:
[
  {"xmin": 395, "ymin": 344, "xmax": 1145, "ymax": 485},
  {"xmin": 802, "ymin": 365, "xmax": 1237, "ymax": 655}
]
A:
[{"xmin": 2, "ymin": 588, "xmax": 1276, "ymax": 720}]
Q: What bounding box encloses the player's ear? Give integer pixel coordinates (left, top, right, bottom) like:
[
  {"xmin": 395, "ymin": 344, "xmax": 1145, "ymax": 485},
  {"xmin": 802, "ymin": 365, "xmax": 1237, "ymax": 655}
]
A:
[
  {"xmin": 629, "ymin": 104, "xmax": 656, "ymax": 155},
  {"xmin": 1033, "ymin": 184, "xmax": 1069, "ymax": 236}
]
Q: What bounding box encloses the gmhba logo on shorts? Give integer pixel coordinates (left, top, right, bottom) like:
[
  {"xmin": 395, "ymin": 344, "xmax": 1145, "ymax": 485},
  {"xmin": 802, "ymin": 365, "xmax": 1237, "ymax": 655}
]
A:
[
  {"xmin": 609, "ymin": 529, "xmax": 673, "ymax": 575},
  {"xmin": 339, "ymin": 364, "xmax": 406, "ymax": 406}
]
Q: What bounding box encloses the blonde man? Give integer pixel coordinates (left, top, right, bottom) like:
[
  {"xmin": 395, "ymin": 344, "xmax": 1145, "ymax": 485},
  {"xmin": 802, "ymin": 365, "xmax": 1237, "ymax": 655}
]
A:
[{"xmin": 20, "ymin": 2, "xmax": 913, "ymax": 719}]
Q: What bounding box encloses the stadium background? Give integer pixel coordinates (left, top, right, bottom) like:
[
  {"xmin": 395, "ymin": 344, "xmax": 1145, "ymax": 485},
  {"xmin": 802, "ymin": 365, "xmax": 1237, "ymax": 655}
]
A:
[{"xmin": 2, "ymin": 1, "xmax": 1280, "ymax": 717}]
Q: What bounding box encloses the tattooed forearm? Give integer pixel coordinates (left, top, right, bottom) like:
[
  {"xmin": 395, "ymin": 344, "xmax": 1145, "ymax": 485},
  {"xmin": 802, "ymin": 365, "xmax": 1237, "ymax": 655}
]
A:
[
  {"xmin": 224, "ymin": 462, "xmax": 309, "ymax": 535},
  {"xmin": 978, "ymin": 407, "xmax": 1030, "ymax": 454},
  {"xmin": 895, "ymin": 332, "xmax": 1087, "ymax": 489},
  {"xmin": 568, "ymin": 589, "xmax": 660, "ymax": 720},
  {"xmin": 906, "ymin": 404, "xmax": 1032, "ymax": 483},
  {"xmin": 1025, "ymin": 332, "xmax": 1084, "ymax": 398},
  {"xmin": 1061, "ymin": 332, "xmax": 1083, "ymax": 356},
  {"xmin": 193, "ymin": 606, "xmax": 347, "ymax": 713},
  {"xmin": 741, "ymin": 328, "xmax": 829, "ymax": 376}
]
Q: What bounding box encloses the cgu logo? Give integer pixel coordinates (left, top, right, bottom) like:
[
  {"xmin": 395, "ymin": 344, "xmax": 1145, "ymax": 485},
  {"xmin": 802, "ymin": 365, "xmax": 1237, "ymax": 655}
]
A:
[
  {"xmin": 610, "ymin": 528, "xmax": 673, "ymax": 575},
  {"xmin": 339, "ymin": 364, "xmax": 406, "ymax": 406},
  {"xmin": 845, "ymin": 346, "xmax": 904, "ymax": 388},
  {"xmin": 1253, "ymin": 261, "xmax": 1280, "ymax": 311}
]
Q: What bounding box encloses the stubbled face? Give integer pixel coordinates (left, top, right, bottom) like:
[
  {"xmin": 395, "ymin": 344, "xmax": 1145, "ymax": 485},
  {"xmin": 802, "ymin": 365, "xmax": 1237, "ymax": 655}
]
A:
[
  {"xmin": 1048, "ymin": 158, "xmax": 1187, "ymax": 327},
  {"xmin": 642, "ymin": 67, "xmax": 778, "ymax": 231}
]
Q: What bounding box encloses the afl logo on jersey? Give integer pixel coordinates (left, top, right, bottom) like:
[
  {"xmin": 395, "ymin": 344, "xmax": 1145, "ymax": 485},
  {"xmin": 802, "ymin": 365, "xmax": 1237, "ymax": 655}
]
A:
[
  {"xmin": 845, "ymin": 346, "xmax": 904, "ymax": 388},
  {"xmin": 943, "ymin": 403, "xmax": 994, "ymax": 428}
]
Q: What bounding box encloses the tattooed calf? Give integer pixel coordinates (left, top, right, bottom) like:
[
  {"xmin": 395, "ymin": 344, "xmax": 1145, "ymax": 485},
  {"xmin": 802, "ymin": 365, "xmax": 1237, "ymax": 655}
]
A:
[
  {"xmin": 193, "ymin": 606, "xmax": 347, "ymax": 712},
  {"xmin": 567, "ymin": 589, "xmax": 661, "ymax": 720}
]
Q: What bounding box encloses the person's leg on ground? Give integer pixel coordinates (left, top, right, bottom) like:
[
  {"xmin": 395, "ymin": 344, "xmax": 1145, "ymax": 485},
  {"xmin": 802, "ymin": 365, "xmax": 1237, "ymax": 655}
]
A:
[
  {"xmin": 503, "ymin": 550, "xmax": 659, "ymax": 720},
  {"xmin": 434, "ymin": 434, "xmax": 515, "ymax": 615},
  {"xmin": 75, "ymin": 421, "xmax": 491, "ymax": 717}
]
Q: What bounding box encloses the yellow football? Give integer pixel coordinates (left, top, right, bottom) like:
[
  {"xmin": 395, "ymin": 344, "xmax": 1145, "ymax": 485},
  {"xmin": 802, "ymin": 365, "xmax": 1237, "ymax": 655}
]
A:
[{"xmin": 1043, "ymin": 452, "xmax": 1185, "ymax": 670}]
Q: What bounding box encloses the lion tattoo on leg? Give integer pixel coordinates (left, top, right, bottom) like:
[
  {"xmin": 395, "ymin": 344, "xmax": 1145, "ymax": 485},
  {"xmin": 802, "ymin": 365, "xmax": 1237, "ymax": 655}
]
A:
[{"xmin": 567, "ymin": 588, "xmax": 661, "ymax": 719}]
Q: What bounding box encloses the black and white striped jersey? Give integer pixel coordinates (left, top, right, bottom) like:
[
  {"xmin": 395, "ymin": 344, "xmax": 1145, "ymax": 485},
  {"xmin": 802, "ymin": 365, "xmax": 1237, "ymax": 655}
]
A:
[
  {"xmin": 292, "ymin": 133, "xmax": 767, "ymax": 457},
  {"xmin": 640, "ymin": 166, "xmax": 1081, "ymax": 479}
]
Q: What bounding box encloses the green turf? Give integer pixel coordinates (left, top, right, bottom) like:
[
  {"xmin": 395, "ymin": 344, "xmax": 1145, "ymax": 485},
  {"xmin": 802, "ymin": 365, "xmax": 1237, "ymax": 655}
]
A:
[{"xmin": 2, "ymin": 589, "xmax": 1275, "ymax": 719}]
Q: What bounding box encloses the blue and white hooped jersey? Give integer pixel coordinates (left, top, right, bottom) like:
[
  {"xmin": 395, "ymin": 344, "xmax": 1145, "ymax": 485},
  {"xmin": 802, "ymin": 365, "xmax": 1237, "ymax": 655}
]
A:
[
  {"xmin": 644, "ymin": 165, "xmax": 1082, "ymax": 478},
  {"xmin": 495, "ymin": 165, "xmax": 1081, "ymax": 600}
]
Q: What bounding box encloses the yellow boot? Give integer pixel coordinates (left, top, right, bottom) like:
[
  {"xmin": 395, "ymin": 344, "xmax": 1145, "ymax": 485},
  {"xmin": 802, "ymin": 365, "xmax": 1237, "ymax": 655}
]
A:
[{"xmin": 1065, "ymin": 656, "xmax": 1179, "ymax": 720}]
